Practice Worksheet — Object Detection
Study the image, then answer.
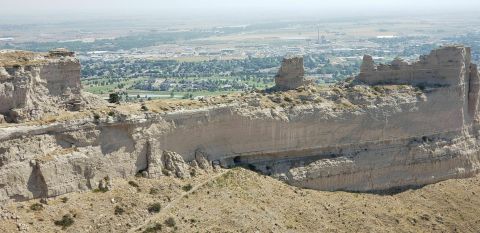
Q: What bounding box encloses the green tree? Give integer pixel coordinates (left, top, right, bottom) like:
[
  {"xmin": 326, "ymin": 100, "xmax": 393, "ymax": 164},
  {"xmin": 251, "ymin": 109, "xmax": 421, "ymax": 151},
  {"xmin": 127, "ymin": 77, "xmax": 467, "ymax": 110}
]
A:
[{"xmin": 109, "ymin": 93, "xmax": 120, "ymax": 103}]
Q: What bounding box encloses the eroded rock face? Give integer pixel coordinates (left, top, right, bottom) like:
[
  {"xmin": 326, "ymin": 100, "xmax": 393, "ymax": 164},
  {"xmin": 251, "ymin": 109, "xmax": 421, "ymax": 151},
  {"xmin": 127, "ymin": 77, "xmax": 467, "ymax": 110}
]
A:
[
  {"xmin": 0, "ymin": 49, "xmax": 86, "ymax": 122},
  {"xmin": 195, "ymin": 149, "xmax": 211, "ymax": 170},
  {"xmin": 358, "ymin": 45, "xmax": 472, "ymax": 87},
  {"xmin": 146, "ymin": 139, "xmax": 164, "ymax": 179},
  {"xmin": 468, "ymin": 64, "xmax": 480, "ymax": 120},
  {"xmin": 360, "ymin": 55, "xmax": 375, "ymax": 72},
  {"xmin": 2, "ymin": 46, "xmax": 480, "ymax": 202},
  {"xmin": 274, "ymin": 56, "xmax": 305, "ymax": 90},
  {"xmin": 162, "ymin": 151, "xmax": 191, "ymax": 179}
]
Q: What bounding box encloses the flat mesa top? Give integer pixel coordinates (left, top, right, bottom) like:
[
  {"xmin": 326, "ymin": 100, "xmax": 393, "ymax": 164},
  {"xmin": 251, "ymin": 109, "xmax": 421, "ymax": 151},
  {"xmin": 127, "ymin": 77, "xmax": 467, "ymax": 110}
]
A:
[
  {"xmin": 0, "ymin": 50, "xmax": 47, "ymax": 67},
  {"xmin": 0, "ymin": 49, "xmax": 75, "ymax": 67}
]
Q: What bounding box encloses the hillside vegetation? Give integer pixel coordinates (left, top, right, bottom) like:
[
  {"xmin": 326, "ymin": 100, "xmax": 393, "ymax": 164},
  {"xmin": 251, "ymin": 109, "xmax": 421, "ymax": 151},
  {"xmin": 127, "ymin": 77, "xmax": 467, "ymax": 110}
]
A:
[{"xmin": 2, "ymin": 168, "xmax": 480, "ymax": 233}]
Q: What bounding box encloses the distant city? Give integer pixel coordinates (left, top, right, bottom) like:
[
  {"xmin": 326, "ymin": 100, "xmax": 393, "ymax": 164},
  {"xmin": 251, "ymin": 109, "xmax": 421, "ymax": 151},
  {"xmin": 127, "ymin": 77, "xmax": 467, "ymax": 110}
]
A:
[{"xmin": 2, "ymin": 16, "xmax": 480, "ymax": 99}]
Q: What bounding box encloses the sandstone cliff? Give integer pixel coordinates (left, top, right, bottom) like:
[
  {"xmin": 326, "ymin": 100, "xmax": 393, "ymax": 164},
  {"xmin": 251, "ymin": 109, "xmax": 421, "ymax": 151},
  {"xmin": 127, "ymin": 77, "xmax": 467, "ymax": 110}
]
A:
[
  {"xmin": 0, "ymin": 49, "xmax": 100, "ymax": 122},
  {"xmin": 274, "ymin": 56, "xmax": 306, "ymax": 90},
  {"xmin": 1, "ymin": 46, "xmax": 480, "ymax": 203}
]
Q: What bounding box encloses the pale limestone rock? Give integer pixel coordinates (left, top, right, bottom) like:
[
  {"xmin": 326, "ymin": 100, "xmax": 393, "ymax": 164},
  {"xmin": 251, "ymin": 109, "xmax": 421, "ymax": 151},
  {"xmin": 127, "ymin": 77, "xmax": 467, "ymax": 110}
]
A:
[
  {"xmin": 98, "ymin": 177, "xmax": 112, "ymax": 191},
  {"xmin": 195, "ymin": 149, "xmax": 211, "ymax": 170},
  {"xmin": 360, "ymin": 55, "xmax": 375, "ymax": 72},
  {"xmin": 275, "ymin": 56, "xmax": 305, "ymax": 90},
  {"xmin": 468, "ymin": 64, "xmax": 480, "ymax": 119},
  {"xmin": 146, "ymin": 140, "xmax": 164, "ymax": 179},
  {"xmin": 162, "ymin": 151, "xmax": 190, "ymax": 179},
  {"xmin": 357, "ymin": 45, "xmax": 471, "ymax": 87},
  {"xmin": 0, "ymin": 67, "xmax": 9, "ymax": 80},
  {"xmin": 2, "ymin": 46, "xmax": 480, "ymax": 203},
  {"xmin": 391, "ymin": 57, "xmax": 409, "ymax": 69},
  {"xmin": 0, "ymin": 49, "xmax": 104, "ymax": 122}
]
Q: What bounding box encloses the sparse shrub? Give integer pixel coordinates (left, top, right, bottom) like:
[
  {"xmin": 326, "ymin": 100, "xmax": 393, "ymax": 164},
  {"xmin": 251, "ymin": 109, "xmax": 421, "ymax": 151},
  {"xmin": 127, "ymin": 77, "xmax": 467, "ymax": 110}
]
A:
[
  {"xmin": 108, "ymin": 111, "xmax": 115, "ymax": 117},
  {"xmin": 61, "ymin": 197, "xmax": 69, "ymax": 203},
  {"xmin": 284, "ymin": 96, "xmax": 292, "ymax": 102},
  {"xmin": 54, "ymin": 214, "xmax": 74, "ymax": 229},
  {"xmin": 30, "ymin": 203, "xmax": 44, "ymax": 211},
  {"xmin": 143, "ymin": 223, "xmax": 163, "ymax": 233},
  {"xmin": 149, "ymin": 188, "xmax": 160, "ymax": 195},
  {"xmin": 141, "ymin": 105, "xmax": 149, "ymax": 111},
  {"xmin": 128, "ymin": 181, "xmax": 139, "ymax": 188},
  {"xmin": 93, "ymin": 113, "xmax": 100, "ymax": 120},
  {"xmin": 93, "ymin": 187, "xmax": 108, "ymax": 193},
  {"xmin": 182, "ymin": 184, "xmax": 193, "ymax": 192},
  {"xmin": 182, "ymin": 93, "xmax": 193, "ymax": 99},
  {"xmin": 372, "ymin": 86, "xmax": 383, "ymax": 93},
  {"xmin": 114, "ymin": 206, "xmax": 125, "ymax": 215},
  {"xmin": 148, "ymin": 203, "xmax": 162, "ymax": 213},
  {"xmin": 165, "ymin": 217, "xmax": 176, "ymax": 227},
  {"xmin": 109, "ymin": 93, "xmax": 120, "ymax": 103}
]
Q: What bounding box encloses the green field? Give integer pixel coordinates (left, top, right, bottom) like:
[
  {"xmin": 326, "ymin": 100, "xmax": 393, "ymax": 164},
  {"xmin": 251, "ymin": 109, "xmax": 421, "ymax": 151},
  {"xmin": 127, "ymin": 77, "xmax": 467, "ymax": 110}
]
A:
[{"xmin": 82, "ymin": 76, "xmax": 274, "ymax": 99}]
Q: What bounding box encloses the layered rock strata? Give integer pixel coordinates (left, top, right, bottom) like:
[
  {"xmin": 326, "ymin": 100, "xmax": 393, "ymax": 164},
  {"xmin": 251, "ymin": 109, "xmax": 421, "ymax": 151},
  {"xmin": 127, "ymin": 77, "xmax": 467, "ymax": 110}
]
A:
[
  {"xmin": 1, "ymin": 46, "xmax": 480, "ymax": 203},
  {"xmin": 0, "ymin": 49, "xmax": 94, "ymax": 122}
]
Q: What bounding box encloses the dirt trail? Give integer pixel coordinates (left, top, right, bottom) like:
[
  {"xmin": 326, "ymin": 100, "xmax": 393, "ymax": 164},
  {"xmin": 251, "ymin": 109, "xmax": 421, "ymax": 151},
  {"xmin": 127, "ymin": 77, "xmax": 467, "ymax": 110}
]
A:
[{"xmin": 128, "ymin": 170, "xmax": 228, "ymax": 233}]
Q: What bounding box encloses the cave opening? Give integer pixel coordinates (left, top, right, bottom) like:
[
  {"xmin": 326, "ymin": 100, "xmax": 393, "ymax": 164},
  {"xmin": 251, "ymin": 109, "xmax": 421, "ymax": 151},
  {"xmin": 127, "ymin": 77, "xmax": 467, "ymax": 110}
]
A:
[{"xmin": 233, "ymin": 156, "xmax": 242, "ymax": 164}]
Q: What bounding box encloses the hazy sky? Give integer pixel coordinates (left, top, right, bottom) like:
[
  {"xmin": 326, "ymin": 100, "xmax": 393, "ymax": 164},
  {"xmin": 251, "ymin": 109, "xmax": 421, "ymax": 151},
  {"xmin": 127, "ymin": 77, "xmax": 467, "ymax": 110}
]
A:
[{"xmin": 2, "ymin": 0, "xmax": 480, "ymax": 23}]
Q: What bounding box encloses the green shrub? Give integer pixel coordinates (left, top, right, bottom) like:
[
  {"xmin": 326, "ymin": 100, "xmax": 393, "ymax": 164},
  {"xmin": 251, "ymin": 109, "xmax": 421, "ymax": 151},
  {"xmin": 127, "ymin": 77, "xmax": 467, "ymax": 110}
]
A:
[
  {"xmin": 54, "ymin": 214, "xmax": 74, "ymax": 229},
  {"xmin": 108, "ymin": 111, "xmax": 115, "ymax": 117},
  {"xmin": 93, "ymin": 113, "xmax": 100, "ymax": 120},
  {"xmin": 182, "ymin": 184, "xmax": 193, "ymax": 192},
  {"xmin": 142, "ymin": 223, "xmax": 163, "ymax": 233},
  {"xmin": 128, "ymin": 181, "xmax": 139, "ymax": 188},
  {"xmin": 61, "ymin": 197, "xmax": 69, "ymax": 203},
  {"xmin": 93, "ymin": 188, "xmax": 108, "ymax": 193},
  {"xmin": 165, "ymin": 217, "xmax": 176, "ymax": 227},
  {"xmin": 30, "ymin": 203, "xmax": 44, "ymax": 211},
  {"xmin": 149, "ymin": 188, "xmax": 160, "ymax": 195},
  {"xmin": 148, "ymin": 203, "xmax": 162, "ymax": 213},
  {"xmin": 114, "ymin": 206, "xmax": 125, "ymax": 215},
  {"xmin": 109, "ymin": 93, "xmax": 120, "ymax": 103}
]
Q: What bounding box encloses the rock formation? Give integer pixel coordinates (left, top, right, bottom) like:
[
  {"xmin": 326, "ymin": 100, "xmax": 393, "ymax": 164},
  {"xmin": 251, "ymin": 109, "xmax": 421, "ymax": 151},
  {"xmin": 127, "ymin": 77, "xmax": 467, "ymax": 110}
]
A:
[
  {"xmin": 274, "ymin": 56, "xmax": 306, "ymax": 90},
  {"xmin": 358, "ymin": 45, "xmax": 474, "ymax": 87},
  {"xmin": 2, "ymin": 46, "xmax": 480, "ymax": 203},
  {"xmin": 0, "ymin": 49, "xmax": 97, "ymax": 122}
]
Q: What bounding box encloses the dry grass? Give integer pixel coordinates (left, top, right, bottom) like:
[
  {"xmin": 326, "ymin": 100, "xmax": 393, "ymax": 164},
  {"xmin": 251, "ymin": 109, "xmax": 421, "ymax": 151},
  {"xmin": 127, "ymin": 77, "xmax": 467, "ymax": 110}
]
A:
[
  {"xmin": 0, "ymin": 51, "xmax": 48, "ymax": 67},
  {"xmin": 2, "ymin": 168, "xmax": 480, "ymax": 233},
  {"xmin": 2, "ymin": 83, "xmax": 420, "ymax": 128}
]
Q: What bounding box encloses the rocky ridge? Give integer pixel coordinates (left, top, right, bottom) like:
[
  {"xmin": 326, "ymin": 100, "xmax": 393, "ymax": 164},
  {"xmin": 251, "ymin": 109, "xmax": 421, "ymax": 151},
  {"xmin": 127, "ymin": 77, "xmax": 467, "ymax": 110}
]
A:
[
  {"xmin": 1, "ymin": 46, "xmax": 480, "ymax": 203},
  {"xmin": 0, "ymin": 49, "xmax": 104, "ymax": 123}
]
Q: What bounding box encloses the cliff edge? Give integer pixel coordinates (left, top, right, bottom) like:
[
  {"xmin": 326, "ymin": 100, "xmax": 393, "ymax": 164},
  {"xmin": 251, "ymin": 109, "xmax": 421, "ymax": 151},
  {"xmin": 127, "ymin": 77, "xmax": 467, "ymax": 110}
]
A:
[
  {"xmin": 0, "ymin": 49, "xmax": 103, "ymax": 123},
  {"xmin": 1, "ymin": 46, "xmax": 480, "ymax": 203}
]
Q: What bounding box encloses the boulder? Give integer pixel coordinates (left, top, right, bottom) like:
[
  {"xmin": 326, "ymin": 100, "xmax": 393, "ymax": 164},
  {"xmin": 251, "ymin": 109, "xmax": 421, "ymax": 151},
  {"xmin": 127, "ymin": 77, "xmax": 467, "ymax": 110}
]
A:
[
  {"xmin": 162, "ymin": 151, "xmax": 190, "ymax": 179},
  {"xmin": 195, "ymin": 149, "xmax": 211, "ymax": 170}
]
